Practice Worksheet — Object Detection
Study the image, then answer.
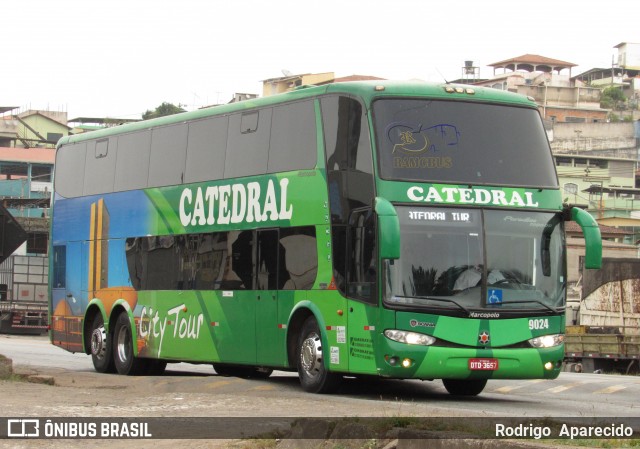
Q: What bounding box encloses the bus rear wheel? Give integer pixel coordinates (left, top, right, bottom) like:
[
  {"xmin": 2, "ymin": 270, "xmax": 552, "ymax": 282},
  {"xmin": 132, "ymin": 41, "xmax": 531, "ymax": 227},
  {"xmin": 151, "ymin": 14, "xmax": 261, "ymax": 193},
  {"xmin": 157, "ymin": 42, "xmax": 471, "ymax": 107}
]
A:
[
  {"xmin": 90, "ymin": 313, "xmax": 115, "ymax": 373},
  {"xmin": 296, "ymin": 316, "xmax": 341, "ymax": 393},
  {"xmin": 113, "ymin": 312, "xmax": 149, "ymax": 375},
  {"xmin": 442, "ymin": 378, "xmax": 487, "ymax": 396}
]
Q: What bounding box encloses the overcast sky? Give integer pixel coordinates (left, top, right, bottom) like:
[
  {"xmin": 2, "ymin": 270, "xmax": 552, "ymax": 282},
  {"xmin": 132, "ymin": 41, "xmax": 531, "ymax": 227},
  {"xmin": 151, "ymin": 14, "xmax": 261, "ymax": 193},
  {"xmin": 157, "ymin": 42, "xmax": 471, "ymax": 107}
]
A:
[{"xmin": 3, "ymin": 0, "xmax": 638, "ymax": 120}]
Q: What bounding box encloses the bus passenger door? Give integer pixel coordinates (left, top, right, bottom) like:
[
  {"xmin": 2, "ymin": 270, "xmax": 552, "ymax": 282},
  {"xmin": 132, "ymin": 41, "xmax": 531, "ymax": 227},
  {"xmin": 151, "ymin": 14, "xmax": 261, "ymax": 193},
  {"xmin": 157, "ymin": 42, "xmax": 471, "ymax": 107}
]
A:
[
  {"xmin": 222, "ymin": 289, "xmax": 256, "ymax": 364},
  {"xmin": 347, "ymin": 301, "xmax": 379, "ymax": 375},
  {"xmin": 346, "ymin": 210, "xmax": 379, "ymax": 375},
  {"xmin": 255, "ymin": 230, "xmax": 284, "ymax": 366},
  {"xmin": 216, "ymin": 231, "xmax": 257, "ymax": 364}
]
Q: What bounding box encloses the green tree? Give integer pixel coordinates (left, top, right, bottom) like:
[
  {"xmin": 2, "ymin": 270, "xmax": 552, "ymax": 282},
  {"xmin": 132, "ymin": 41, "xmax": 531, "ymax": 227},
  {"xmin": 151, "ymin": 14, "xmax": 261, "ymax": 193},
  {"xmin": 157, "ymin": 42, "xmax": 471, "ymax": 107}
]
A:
[
  {"xmin": 142, "ymin": 102, "xmax": 186, "ymax": 120},
  {"xmin": 600, "ymin": 86, "xmax": 626, "ymax": 110}
]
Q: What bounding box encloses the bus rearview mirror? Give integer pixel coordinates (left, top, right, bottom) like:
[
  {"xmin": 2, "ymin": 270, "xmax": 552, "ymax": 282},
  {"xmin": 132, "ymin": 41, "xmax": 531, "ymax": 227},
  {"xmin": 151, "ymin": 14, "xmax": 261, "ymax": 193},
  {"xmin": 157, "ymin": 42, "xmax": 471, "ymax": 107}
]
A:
[{"xmin": 570, "ymin": 206, "xmax": 602, "ymax": 270}]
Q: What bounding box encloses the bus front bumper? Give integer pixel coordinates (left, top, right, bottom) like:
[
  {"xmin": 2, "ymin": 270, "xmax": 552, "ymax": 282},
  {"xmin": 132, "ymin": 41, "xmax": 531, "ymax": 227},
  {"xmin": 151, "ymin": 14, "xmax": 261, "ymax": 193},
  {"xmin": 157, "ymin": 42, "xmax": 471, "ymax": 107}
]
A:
[{"xmin": 377, "ymin": 341, "xmax": 564, "ymax": 380}]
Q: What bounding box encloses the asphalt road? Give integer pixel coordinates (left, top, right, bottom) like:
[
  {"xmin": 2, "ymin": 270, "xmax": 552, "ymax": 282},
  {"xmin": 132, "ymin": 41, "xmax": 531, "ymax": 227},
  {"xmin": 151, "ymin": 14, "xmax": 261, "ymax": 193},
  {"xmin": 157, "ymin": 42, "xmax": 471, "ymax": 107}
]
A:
[{"xmin": 2, "ymin": 333, "xmax": 640, "ymax": 419}]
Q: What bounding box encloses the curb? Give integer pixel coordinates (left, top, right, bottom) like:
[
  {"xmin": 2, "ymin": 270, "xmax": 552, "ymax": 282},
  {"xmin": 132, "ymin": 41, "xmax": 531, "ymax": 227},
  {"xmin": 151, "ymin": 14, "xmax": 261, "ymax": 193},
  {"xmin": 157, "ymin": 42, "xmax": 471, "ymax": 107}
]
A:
[
  {"xmin": 0, "ymin": 354, "xmax": 55, "ymax": 385},
  {"xmin": 0, "ymin": 355, "xmax": 12, "ymax": 378}
]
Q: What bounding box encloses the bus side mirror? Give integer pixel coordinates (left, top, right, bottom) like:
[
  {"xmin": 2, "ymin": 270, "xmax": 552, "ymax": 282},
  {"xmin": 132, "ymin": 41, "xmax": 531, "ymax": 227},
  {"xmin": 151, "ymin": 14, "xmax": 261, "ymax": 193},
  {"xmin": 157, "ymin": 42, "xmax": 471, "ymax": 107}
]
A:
[
  {"xmin": 374, "ymin": 197, "xmax": 400, "ymax": 260},
  {"xmin": 570, "ymin": 206, "xmax": 602, "ymax": 269}
]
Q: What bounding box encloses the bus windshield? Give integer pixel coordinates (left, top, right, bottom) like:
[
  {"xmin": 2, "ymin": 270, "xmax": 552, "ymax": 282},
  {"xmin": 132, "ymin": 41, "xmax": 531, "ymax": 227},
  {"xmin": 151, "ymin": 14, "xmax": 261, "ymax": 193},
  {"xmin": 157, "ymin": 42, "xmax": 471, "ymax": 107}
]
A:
[
  {"xmin": 383, "ymin": 206, "xmax": 566, "ymax": 315},
  {"xmin": 373, "ymin": 98, "xmax": 558, "ymax": 188}
]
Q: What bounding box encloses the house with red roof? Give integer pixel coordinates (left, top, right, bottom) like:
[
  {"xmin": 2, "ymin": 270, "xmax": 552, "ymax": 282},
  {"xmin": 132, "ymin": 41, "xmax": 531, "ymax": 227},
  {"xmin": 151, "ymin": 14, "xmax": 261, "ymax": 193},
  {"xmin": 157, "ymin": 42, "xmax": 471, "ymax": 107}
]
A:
[{"xmin": 470, "ymin": 54, "xmax": 608, "ymax": 123}]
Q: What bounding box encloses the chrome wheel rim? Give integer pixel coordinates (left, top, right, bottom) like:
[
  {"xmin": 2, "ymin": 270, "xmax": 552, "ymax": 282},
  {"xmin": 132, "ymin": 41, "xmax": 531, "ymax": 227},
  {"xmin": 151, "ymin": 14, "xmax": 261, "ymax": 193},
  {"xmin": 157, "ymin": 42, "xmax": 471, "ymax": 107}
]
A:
[
  {"xmin": 91, "ymin": 325, "xmax": 107, "ymax": 360},
  {"xmin": 300, "ymin": 332, "xmax": 322, "ymax": 377},
  {"xmin": 116, "ymin": 325, "xmax": 131, "ymax": 364}
]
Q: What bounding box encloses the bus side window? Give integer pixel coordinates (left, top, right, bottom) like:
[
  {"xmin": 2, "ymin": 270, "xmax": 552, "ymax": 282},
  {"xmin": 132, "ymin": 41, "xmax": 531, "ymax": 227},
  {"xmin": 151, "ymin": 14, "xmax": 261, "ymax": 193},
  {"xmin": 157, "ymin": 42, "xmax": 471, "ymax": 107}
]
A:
[
  {"xmin": 322, "ymin": 96, "xmax": 373, "ymax": 176},
  {"xmin": 268, "ymin": 100, "xmax": 317, "ymax": 173},
  {"xmin": 52, "ymin": 245, "xmax": 67, "ymax": 288},
  {"xmin": 225, "ymin": 110, "xmax": 272, "ymax": 178},
  {"xmin": 185, "ymin": 116, "xmax": 228, "ymax": 183},
  {"xmin": 149, "ymin": 124, "xmax": 188, "ymax": 188},
  {"xmin": 55, "ymin": 142, "xmax": 86, "ymax": 198},
  {"xmin": 257, "ymin": 230, "xmax": 279, "ymax": 290},
  {"xmin": 114, "ymin": 131, "xmax": 151, "ymax": 192},
  {"xmin": 84, "ymin": 138, "xmax": 116, "ymax": 196},
  {"xmin": 143, "ymin": 236, "xmax": 180, "ymax": 290},
  {"xmin": 280, "ymin": 227, "xmax": 317, "ymax": 290},
  {"xmin": 322, "ymin": 96, "xmax": 375, "ymax": 297},
  {"xmin": 125, "ymin": 238, "xmax": 142, "ymax": 290},
  {"xmin": 222, "ymin": 230, "xmax": 255, "ymax": 290}
]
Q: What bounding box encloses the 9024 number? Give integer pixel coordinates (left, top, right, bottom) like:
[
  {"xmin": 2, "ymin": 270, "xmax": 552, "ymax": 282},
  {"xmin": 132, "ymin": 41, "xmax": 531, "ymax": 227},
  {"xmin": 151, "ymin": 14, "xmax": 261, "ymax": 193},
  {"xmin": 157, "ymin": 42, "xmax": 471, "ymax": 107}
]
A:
[{"xmin": 528, "ymin": 318, "xmax": 549, "ymax": 330}]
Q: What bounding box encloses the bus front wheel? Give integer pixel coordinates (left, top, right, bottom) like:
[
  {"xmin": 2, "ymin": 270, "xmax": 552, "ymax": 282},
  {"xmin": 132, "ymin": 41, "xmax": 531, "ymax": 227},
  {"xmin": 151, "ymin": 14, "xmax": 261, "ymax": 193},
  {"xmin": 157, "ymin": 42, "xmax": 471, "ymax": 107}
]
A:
[
  {"xmin": 442, "ymin": 378, "xmax": 487, "ymax": 396},
  {"xmin": 90, "ymin": 313, "xmax": 115, "ymax": 373},
  {"xmin": 113, "ymin": 312, "xmax": 149, "ymax": 375},
  {"xmin": 296, "ymin": 316, "xmax": 341, "ymax": 394}
]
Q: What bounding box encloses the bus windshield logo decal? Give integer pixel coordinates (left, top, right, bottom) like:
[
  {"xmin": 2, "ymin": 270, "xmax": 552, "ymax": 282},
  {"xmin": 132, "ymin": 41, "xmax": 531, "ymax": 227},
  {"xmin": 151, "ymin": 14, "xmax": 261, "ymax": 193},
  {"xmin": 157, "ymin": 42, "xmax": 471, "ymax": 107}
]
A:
[
  {"xmin": 392, "ymin": 126, "xmax": 427, "ymax": 154},
  {"xmin": 386, "ymin": 122, "xmax": 458, "ymax": 170},
  {"xmin": 179, "ymin": 178, "xmax": 293, "ymax": 228}
]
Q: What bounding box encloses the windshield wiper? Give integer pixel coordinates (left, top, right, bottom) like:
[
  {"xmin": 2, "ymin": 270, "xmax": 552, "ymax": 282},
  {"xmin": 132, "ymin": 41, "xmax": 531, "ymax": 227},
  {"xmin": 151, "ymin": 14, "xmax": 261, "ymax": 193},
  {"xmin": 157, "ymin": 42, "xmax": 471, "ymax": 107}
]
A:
[
  {"xmin": 389, "ymin": 296, "xmax": 561, "ymax": 316},
  {"xmin": 499, "ymin": 300, "xmax": 559, "ymax": 314},
  {"xmin": 392, "ymin": 295, "xmax": 471, "ymax": 316}
]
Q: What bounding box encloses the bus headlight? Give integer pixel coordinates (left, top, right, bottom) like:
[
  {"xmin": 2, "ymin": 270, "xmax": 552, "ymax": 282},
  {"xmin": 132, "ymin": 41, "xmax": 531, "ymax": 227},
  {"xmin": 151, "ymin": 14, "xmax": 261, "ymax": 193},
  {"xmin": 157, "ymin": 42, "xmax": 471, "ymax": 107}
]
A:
[
  {"xmin": 384, "ymin": 329, "xmax": 435, "ymax": 346},
  {"xmin": 528, "ymin": 334, "xmax": 564, "ymax": 348}
]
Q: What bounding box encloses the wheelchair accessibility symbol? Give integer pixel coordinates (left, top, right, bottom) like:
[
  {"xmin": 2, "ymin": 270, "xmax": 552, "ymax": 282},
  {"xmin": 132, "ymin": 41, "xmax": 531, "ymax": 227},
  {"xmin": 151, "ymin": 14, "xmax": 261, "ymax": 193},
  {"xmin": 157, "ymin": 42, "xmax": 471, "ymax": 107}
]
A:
[{"xmin": 488, "ymin": 289, "xmax": 503, "ymax": 304}]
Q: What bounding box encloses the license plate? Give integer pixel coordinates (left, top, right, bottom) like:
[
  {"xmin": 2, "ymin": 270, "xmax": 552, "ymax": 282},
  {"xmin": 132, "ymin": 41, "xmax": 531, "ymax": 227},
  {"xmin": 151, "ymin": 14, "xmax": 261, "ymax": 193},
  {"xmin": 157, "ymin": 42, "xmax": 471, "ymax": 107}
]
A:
[{"xmin": 468, "ymin": 358, "xmax": 499, "ymax": 371}]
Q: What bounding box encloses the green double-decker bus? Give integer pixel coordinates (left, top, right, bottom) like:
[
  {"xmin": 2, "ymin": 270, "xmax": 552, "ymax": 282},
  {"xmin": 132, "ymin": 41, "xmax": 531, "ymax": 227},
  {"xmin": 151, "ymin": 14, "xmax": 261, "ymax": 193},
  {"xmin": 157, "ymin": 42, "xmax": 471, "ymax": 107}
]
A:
[{"xmin": 50, "ymin": 81, "xmax": 602, "ymax": 395}]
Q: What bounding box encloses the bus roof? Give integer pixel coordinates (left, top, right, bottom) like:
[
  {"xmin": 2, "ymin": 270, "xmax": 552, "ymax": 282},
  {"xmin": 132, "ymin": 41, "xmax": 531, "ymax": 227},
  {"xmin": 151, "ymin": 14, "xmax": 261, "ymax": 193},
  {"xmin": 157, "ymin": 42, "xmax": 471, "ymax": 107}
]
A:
[{"xmin": 57, "ymin": 80, "xmax": 537, "ymax": 147}]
